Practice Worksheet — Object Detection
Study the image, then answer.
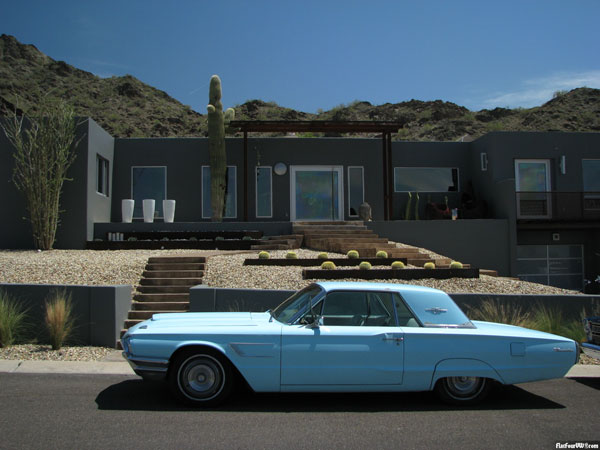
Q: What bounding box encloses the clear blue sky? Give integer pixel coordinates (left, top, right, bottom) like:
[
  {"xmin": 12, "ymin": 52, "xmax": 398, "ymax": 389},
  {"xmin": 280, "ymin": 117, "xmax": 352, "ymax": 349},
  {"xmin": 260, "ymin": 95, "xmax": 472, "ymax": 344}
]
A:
[{"xmin": 2, "ymin": 0, "xmax": 599, "ymax": 113}]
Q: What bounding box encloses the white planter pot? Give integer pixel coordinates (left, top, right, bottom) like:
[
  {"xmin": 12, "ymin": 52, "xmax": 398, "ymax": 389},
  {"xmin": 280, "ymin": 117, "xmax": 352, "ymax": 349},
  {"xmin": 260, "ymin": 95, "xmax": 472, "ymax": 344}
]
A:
[
  {"xmin": 163, "ymin": 200, "xmax": 176, "ymax": 223},
  {"xmin": 121, "ymin": 199, "xmax": 134, "ymax": 223},
  {"xmin": 143, "ymin": 199, "xmax": 155, "ymax": 223}
]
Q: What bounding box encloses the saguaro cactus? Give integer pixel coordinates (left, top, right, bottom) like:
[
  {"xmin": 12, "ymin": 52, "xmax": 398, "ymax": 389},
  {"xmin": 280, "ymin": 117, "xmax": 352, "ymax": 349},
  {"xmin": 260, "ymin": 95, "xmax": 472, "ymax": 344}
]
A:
[{"xmin": 207, "ymin": 75, "xmax": 234, "ymax": 222}]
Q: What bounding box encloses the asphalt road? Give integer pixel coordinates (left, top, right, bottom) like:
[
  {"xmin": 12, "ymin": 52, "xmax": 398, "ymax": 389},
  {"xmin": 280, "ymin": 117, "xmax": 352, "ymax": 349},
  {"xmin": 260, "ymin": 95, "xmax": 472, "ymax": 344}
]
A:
[{"xmin": 0, "ymin": 373, "xmax": 598, "ymax": 450}]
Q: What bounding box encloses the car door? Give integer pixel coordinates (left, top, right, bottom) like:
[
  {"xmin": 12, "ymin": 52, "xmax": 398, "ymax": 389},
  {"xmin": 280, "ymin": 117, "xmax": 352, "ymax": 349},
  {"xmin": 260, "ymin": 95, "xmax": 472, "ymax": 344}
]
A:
[{"xmin": 280, "ymin": 290, "xmax": 404, "ymax": 386}]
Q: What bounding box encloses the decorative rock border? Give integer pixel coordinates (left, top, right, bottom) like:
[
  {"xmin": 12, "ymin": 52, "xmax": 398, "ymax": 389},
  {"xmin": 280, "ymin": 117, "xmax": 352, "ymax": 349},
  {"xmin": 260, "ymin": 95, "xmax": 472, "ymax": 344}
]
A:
[
  {"xmin": 302, "ymin": 268, "xmax": 480, "ymax": 280},
  {"xmin": 244, "ymin": 257, "xmax": 408, "ymax": 266}
]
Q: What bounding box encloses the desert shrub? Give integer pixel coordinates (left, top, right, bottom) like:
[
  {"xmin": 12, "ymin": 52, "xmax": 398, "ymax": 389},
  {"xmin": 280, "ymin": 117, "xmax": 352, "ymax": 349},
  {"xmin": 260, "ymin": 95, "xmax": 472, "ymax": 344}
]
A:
[
  {"xmin": 359, "ymin": 261, "xmax": 372, "ymax": 270},
  {"xmin": 317, "ymin": 252, "xmax": 328, "ymax": 259},
  {"xmin": 258, "ymin": 251, "xmax": 270, "ymax": 259},
  {"xmin": 0, "ymin": 290, "xmax": 29, "ymax": 347},
  {"xmin": 376, "ymin": 250, "xmax": 388, "ymax": 259},
  {"xmin": 467, "ymin": 299, "xmax": 533, "ymax": 328},
  {"xmin": 321, "ymin": 261, "xmax": 336, "ymax": 270},
  {"xmin": 127, "ymin": 237, "xmax": 137, "ymax": 241},
  {"xmin": 424, "ymin": 262, "xmax": 436, "ymax": 269},
  {"xmin": 391, "ymin": 261, "xmax": 405, "ymax": 269},
  {"xmin": 44, "ymin": 289, "xmax": 75, "ymax": 350},
  {"xmin": 242, "ymin": 236, "xmax": 252, "ymax": 241},
  {"xmin": 215, "ymin": 236, "xmax": 225, "ymax": 241},
  {"xmin": 286, "ymin": 251, "xmax": 298, "ymax": 259},
  {"xmin": 532, "ymin": 305, "xmax": 586, "ymax": 342},
  {"xmin": 450, "ymin": 261, "xmax": 463, "ymax": 269},
  {"xmin": 347, "ymin": 250, "xmax": 359, "ymax": 259}
]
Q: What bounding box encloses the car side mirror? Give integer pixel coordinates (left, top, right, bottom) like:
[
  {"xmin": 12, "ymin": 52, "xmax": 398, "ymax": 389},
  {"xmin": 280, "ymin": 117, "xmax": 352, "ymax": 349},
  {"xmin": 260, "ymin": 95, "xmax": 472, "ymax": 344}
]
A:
[{"xmin": 306, "ymin": 315, "xmax": 323, "ymax": 329}]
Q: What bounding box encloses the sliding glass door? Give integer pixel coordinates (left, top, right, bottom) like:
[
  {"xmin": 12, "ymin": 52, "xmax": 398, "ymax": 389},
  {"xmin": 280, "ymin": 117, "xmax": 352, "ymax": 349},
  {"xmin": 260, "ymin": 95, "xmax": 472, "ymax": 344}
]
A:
[{"xmin": 290, "ymin": 166, "xmax": 343, "ymax": 221}]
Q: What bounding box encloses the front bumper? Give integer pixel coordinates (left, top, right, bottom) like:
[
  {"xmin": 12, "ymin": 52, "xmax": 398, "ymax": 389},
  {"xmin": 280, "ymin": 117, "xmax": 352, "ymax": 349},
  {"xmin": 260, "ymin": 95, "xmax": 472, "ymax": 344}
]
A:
[{"xmin": 122, "ymin": 351, "xmax": 169, "ymax": 381}]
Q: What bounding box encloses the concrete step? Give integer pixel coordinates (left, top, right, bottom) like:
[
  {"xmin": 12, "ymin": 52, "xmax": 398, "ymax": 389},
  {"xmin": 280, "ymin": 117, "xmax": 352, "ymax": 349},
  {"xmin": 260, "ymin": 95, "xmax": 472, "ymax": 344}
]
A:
[
  {"xmin": 134, "ymin": 293, "xmax": 190, "ymax": 302},
  {"xmin": 148, "ymin": 256, "xmax": 206, "ymax": 264},
  {"xmin": 139, "ymin": 278, "xmax": 203, "ymax": 286},
  {"xmin": 128, "ymin": 310, "xmax": 182, "ymax": 320},
  {"xmin": 132, "ymin": 301, "xmax": 189, "ymax": 311},
  {"xmin": 137, "ymin": 285, "xmax": 192, "ymax": 294},
  {"xmin": 124, "ymin": 319, "xmax": 144, "ymax": 329},
  {"xmin": 143, "ymin": 270, "xmax": 204, "ymax": 278},
  {"xmin": 145, "ymin": 263, "xmax": 205, "ymax": 271},
  {"xmin": 299, "ymin": 229, "xmax": 373, "ymax": 236},
  {"xmin": 480, "ymin": 269, "xmax": 499, "ymax": 277},
  {"xmin": 250, "ymin": 244, "xmax": 290, "ymax": 250}
]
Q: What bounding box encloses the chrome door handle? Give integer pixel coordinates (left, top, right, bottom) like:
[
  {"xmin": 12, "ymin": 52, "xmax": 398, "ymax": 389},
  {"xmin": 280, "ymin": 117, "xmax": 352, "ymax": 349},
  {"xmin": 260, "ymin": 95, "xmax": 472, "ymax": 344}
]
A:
[{"xmin": 382, "ymin": 336, "xmax": 404, "ymax": 343}]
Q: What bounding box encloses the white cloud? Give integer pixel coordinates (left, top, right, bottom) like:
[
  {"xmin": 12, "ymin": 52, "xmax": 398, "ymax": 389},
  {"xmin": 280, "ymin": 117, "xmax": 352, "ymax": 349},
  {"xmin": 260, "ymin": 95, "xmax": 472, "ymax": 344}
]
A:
[{"xmin": 477, "ymin": 70, "xmax": 600, "ymax": 109}]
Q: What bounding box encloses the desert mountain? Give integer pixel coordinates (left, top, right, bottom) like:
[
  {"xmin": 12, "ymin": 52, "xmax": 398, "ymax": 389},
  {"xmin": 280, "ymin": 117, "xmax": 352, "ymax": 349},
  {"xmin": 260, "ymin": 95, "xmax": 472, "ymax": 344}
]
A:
[{"xmin": 1, "ymin": 34, "xmax": 599, "ymax": 141}]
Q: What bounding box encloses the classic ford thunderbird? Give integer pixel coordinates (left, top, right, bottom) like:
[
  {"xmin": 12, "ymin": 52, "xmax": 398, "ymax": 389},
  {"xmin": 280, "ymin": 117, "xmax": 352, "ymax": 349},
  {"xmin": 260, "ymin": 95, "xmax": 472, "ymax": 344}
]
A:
[{"xmin": 121, "ymin": 282, "xmax": 578, "ymax": 406}]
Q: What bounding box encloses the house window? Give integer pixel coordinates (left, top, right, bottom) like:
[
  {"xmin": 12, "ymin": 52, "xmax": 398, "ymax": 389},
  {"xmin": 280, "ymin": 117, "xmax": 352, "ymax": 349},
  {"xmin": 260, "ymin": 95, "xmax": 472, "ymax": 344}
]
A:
[
  {"xmin": 96, "ymin": 155, "xmax": 109, "ymax": 196},
  {"xmin": 131, "ymin": 166, "xmax": 166, "ymax": 218},
  {"xmin": 582, "ymin": 159, "xmax": 600, "ymax": 210},
  {"xmin": 394, "ymin": 167, "xmax": 459, "ymax": 192},
  {"xmin": 348, "ymin": 166, "xmax": 364, "ymax": 217},
  {"xmin": 516, "ymin": 245, "xmax": 584, "ymax": 291},
  {"xmin": 256, "ymin": 166, "xmax": 272, "ymax": 218},
  {"xmin": 202, "ymin": 166, "xmax": 237, "ymax": 219}
]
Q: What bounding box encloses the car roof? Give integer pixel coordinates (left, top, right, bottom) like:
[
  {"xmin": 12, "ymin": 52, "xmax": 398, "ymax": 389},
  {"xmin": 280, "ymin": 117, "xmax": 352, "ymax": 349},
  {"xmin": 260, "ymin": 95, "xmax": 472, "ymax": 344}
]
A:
[{"xmin": 315, "ymin": 281, "xmax": 443, "ymax": 295}]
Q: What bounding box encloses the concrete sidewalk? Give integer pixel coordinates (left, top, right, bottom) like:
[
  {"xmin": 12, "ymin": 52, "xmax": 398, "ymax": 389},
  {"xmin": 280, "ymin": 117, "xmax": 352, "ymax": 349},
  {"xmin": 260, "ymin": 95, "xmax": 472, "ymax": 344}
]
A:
[{"xmin": 0, "ymin": 358, "xmax": 598, "ymax": 377}]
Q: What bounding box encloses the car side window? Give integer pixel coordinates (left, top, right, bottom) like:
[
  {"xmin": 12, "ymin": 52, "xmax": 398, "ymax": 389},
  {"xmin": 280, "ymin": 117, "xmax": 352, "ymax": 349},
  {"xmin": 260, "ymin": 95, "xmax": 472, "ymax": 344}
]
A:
[
  {"xmin": 393, "ymin": 294, "xmax": 420, "ymax": 327},
  {"xmin": 321, "ymin": 291, "xmax": 395, "ymax": 327}
]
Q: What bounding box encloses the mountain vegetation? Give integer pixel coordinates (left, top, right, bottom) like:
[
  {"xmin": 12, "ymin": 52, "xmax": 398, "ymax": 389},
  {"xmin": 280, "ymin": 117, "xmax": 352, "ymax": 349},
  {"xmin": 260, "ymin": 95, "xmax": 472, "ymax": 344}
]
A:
[{"xmin": 1, "ymin": 34, "xmax": 599, "ymax": 141}]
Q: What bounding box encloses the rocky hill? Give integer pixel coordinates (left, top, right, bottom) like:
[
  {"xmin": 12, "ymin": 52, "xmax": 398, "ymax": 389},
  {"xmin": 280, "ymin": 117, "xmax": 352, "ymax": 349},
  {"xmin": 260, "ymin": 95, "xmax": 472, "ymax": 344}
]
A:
[{"xmin": 1, "ymin": 34, "xmax": 599, "ymax": 141}]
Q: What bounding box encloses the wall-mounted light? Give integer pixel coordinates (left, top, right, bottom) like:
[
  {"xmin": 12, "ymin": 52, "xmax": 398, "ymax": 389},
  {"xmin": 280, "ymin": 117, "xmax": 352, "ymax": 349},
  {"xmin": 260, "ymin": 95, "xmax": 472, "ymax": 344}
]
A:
[
  {"xmin": 274, "ymin": 162, "xmax": 287, "ymax": 176},
  {"xmin": 480, "ymin": 153, "xmax": 488, "ymax": 171},
  {"xmin": 559, "ymin": 155, "xmax": 566, "ymax": 174}
]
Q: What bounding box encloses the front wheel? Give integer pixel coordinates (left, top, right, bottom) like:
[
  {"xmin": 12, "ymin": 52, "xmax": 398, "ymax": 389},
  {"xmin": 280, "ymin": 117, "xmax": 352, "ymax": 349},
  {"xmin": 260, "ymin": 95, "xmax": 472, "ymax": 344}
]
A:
[
  {"xmin": 435, "ymin": 376, "xmax": 490, "ymax": 405},
  {"xmin": 169, "ymin": 350, "xmax": 233, "ymax": 407}
]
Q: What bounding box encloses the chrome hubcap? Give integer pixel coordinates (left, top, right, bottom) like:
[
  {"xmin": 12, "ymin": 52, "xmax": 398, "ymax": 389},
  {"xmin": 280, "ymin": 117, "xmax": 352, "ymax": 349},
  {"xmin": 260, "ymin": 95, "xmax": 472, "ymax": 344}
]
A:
[
  {"xmin": 446, "ymin": 376, "xmax": 483, "ymax": 399},
  {"xmin": 179, "ymin": 355, "xmax": 224, "ymax": 400}
]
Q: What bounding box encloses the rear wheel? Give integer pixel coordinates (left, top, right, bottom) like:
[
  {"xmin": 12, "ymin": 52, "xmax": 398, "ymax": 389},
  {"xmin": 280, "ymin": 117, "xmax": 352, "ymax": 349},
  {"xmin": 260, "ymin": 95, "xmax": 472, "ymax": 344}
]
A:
[
  {"xmin": 435, "ymin": 376, "xmax": 490, "ymax": 405},
  {"xmin": 169, "ymin": 349, "xmax": 233, "ymax": 407}
]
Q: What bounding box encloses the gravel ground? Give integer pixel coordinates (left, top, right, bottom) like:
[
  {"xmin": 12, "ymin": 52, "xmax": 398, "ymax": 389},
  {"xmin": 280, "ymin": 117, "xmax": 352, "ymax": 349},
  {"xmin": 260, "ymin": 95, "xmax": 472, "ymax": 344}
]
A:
[{"xmin": 0, "ymin": 248, "xmax": 593, "ymax": 362}]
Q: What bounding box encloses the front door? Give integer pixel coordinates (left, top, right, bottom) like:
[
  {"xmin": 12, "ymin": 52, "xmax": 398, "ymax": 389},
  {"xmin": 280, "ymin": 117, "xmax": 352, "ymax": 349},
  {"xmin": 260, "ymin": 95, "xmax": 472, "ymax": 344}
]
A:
[
  {"xmin": 281, "ymin": 290, "xmax": 404, "ymax": 386},
  {"xmin": 290, "ymin": 166, "xmax": 343, "ymax": 221},
  {"xmin": 515, "ymin": 159, "xmax": 552, "ymax": 219}
]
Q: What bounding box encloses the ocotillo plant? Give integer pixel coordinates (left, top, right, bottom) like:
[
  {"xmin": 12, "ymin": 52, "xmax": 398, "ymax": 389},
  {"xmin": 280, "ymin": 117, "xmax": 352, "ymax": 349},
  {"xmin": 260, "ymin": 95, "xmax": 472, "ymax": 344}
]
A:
[{"xmin": 207, "ymin": 75, "xmax": 235, "ymax": 222}]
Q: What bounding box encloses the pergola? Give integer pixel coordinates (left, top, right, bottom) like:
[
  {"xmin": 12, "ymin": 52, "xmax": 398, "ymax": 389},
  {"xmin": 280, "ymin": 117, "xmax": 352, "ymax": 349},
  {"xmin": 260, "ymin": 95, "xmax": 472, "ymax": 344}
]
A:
[{"xmin": 229, "ymin": 120, "xmax": 402, "ymax": 221}]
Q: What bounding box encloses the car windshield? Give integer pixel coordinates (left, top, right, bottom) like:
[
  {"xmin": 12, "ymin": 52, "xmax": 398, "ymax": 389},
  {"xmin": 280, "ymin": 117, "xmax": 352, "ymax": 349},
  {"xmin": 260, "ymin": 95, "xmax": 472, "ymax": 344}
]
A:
[{"xmin": 271, "ymin": 285, "xmax": 323, "ymax": 324}]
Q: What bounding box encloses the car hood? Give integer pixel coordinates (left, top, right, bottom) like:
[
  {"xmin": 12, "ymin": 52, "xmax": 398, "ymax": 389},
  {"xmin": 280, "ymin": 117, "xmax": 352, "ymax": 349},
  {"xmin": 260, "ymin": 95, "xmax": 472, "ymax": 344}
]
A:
[{"xmin": 127, "ymin": 311, "xmax": 273, "ymax": 334}]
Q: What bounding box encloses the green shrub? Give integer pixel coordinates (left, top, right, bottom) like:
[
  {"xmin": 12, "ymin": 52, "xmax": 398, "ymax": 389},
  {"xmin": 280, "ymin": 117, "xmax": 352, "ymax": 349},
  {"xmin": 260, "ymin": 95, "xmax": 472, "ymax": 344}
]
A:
[
  {"xmin": 450, "ymin": 261, "xmax": 463, "ymax": 269},
  {"xmin": 376, "ymin": 250, "xmax": 388, "ymax": 259},
  {"xmin": 258, "ymin": 251, "xmax": 270, "ymax": 259},
  {"xmin": 532, "ymin": 305, "xmax": 586, "ymax": 342},
  {"xmin": 347, "ymin": 250, "xmax": 359, "ymax": 259},
  {"xmin": 127, "ymin": 237, "xmax": 137, "ymax": 241},
  {"xmin": 0, "ymin": 290, "xmax": 29, "ymax": 348},
  {"xmin": 45, "ymin": 289, "xmax": 75, "ymax": 350},
  {"xmin": 321, "ymin": 261, "xmax": 336, "ymax": 270},
  {"xmin": 317, "ymin": 252, "xmax": 328, "ymax": 259},
  {"xmin": 242, "ymin": 236, "xmax": 252, "ymax": 241},
  {"xmin": 215, "ymin": 236, "xmax": 225, "ymax": 241},
  {"xmin": 467, "ymin": 299, "xmax": 533, "ymax": 328},
  {"xmin": 391, "ymin": 261, "xmax": 405, "ymax": 269},
  {"xmin": 424, "ymin": 262, "xmax": 436, "ymax": 269},
  {"xmin": 286, "ymin": 251, "xmax": 298, "ymax": 259},
  {"xmin": 359, "ymin": 261, "xmax": 372, "ymax": 270}
]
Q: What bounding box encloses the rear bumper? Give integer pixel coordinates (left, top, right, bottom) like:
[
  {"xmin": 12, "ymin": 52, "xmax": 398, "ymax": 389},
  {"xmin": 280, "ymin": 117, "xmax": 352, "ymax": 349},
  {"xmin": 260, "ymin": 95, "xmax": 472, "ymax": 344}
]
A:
[{"xmin": 122, "ymin": 352, "xmax": 169, "ymax": 381}]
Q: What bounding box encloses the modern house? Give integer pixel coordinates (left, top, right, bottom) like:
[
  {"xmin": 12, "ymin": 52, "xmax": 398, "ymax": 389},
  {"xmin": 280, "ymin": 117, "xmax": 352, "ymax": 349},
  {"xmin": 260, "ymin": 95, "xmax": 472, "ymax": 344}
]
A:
[{"xmin": 2, "ymin": 118, "xmax": 599, "ymax": 292}]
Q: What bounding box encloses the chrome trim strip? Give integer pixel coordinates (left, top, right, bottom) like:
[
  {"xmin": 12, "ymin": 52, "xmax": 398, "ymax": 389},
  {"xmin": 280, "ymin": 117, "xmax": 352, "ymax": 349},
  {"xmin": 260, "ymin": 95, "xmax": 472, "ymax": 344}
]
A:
[{"xmin": 553, "ymin": 347, "xmax": 574, "ymax": 352}]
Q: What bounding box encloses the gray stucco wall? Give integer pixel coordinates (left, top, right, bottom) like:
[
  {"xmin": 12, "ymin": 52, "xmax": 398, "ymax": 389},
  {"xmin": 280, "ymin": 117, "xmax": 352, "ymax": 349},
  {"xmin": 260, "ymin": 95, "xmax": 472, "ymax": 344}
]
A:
[
  {"xmin": 86, "ymin": 118, "xmax": 114, "ymax": 242},
  {"xmin": 111, "ymin": 137, "xmax": 385, "ymax": 222},
  {"xmin": 0, "ymin": 283, "xmax": 131, "ymax": 348},
  {"xmin": 367, "ymin": 219, "xmax": 511, "ymax": 275}
]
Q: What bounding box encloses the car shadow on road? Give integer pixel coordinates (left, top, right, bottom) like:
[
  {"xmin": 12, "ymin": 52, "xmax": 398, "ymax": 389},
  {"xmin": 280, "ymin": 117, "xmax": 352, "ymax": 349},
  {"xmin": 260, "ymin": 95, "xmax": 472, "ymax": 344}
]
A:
[
  {"xmin": 570, "ymin": 377, "xmax": 600, "ymax": 391},
  {"xmin": 95, "ymin": 379, "xmax": 564, "ymax": 412}
]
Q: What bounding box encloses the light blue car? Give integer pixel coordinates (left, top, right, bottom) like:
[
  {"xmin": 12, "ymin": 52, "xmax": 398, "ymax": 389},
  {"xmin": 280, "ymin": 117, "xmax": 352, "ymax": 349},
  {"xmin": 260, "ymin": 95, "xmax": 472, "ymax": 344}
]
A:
[{"xmin": 121, "ymin": 282, "xmax": 579, "ymax": 406}]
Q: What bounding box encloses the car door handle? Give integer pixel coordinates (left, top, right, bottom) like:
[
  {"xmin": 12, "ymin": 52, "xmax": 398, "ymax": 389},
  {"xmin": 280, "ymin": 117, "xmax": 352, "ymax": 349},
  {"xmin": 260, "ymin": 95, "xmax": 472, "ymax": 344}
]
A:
[{"xmin": 382, "ymin": 336, "xmax": 404, "ymax": 343}]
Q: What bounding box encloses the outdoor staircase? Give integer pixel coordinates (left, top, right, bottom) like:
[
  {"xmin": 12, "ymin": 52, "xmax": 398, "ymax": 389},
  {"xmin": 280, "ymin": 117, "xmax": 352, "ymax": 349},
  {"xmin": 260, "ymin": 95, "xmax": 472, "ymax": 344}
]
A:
[
  {"xmin": 293, "ymin": 221, "xmax": 452, "ymax": 266},
  {"xmin": 250, "ymin": 234, "xmax": 304, "ymax": 250},
  {"xmin": 119, "ymin": 256, "xmax": 206, "ymax": 345}
]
